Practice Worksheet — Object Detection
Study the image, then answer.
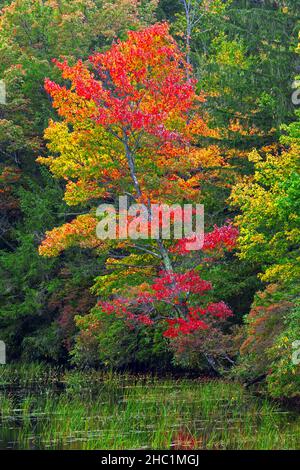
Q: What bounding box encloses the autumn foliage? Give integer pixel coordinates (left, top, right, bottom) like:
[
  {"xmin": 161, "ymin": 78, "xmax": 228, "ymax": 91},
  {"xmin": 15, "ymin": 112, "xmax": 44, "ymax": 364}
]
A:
[
  {"xmin": 38, "ymin": 23, "xmax": 235, "ymax": 339},
  {"xmin": 0, "ymin": 0, "xmax": 299, "ymax": 400}
]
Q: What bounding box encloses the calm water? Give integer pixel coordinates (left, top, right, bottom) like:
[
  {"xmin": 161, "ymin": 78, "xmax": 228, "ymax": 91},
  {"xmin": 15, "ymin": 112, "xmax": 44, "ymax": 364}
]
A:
[{"xmin": 0, "ymin": 366, "xmax": 299, "ymax": 450}]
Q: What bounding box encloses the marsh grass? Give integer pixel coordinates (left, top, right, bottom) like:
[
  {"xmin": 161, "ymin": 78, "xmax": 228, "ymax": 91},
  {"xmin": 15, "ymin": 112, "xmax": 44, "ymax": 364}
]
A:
[
  {"xmin": 0, "ymin": 362, "xmax": 62, "ymax": 388},
  {"xmin": 0, "ymin": 365, "xmax": 299, "ymax": 450}
]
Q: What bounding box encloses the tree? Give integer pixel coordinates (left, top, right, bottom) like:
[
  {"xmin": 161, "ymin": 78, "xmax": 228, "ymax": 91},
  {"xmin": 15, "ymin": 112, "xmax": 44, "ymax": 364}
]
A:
[
  {"xmin": 175, "ymin": 0, "xmax": 230, "ymax": 66},
  {"xmin": 230, "ymin": 145, "xmax": 299, "ymax": 286},
  {"xmin": 230, "ymin": 102, "xmax": 300, "ymax": 397},
  {"xmin": 39, "ymin": 23, "xmax": 236, "ymax": 341}
]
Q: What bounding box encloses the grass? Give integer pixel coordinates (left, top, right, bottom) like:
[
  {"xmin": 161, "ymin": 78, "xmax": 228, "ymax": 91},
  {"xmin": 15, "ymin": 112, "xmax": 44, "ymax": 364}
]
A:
[
  {"xmin": 0, "ymin": 362, "xmax": 62, "ymax": 387},
  {"xmin": 0, "ymin": 365, "xmax": 299, "ymax": 450}
]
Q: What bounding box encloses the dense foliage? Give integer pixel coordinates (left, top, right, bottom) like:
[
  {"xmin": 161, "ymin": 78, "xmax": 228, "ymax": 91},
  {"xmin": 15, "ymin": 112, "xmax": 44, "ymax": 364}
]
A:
[{"xmin": 0, "ymin": 0, "xmax": 299, "ymax": 398}]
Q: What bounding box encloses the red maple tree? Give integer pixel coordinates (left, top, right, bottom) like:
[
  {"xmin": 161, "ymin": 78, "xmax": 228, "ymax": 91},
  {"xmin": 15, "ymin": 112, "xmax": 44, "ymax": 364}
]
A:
[{"xmin": 39, "ymin": 23, "xmax": 237, "ymax": 337}]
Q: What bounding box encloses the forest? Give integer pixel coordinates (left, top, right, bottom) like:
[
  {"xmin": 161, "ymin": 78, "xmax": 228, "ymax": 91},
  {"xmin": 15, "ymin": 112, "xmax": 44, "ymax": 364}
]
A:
[{"xmin": 0, "ymin": 0, "xmax": 299, "ymax": 451}]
